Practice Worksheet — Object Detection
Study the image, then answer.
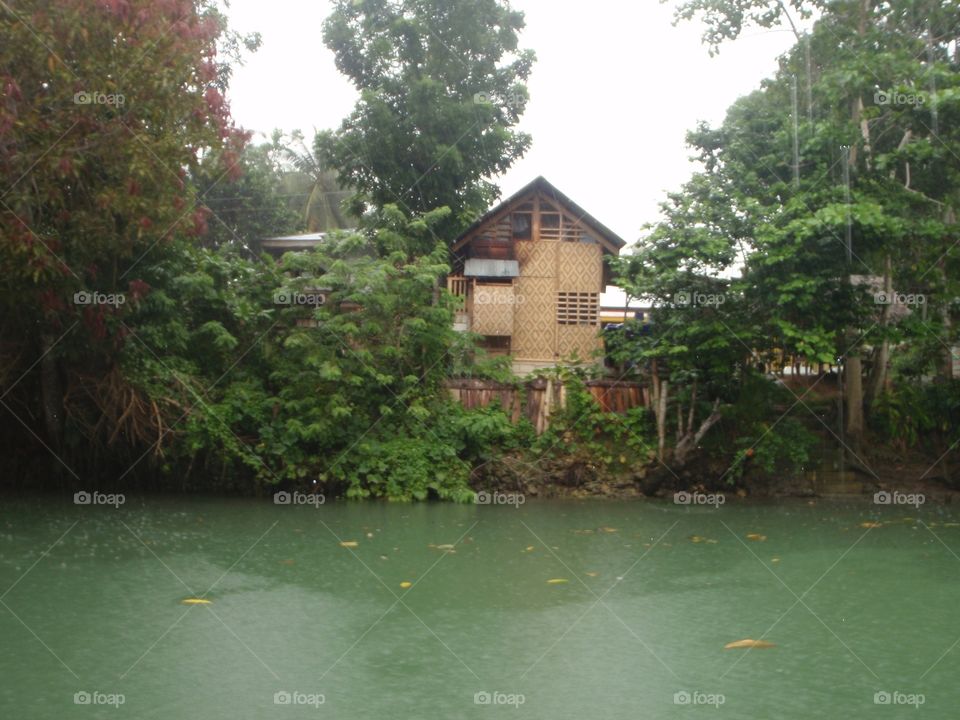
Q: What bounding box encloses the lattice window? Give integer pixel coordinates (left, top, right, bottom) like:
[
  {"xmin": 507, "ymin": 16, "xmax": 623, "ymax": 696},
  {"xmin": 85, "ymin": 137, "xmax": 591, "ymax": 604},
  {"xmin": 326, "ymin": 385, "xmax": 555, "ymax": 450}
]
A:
[{"xmin": 556, "ymin": 291, "xmax": 599, "ymax": 325}]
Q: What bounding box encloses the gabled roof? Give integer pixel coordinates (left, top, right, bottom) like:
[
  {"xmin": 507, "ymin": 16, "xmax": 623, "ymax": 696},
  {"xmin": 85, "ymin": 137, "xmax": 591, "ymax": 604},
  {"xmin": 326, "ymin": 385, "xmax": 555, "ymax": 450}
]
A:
[{"xmin": 453, "ymin": 176, "xmax": 627, "ymax": 255}]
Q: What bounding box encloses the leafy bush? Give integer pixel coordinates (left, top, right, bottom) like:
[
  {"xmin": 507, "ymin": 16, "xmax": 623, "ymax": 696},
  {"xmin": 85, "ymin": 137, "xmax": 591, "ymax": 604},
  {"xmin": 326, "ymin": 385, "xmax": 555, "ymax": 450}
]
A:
[{"xmin": 871, "ymin": 382, "xmax": 960, "ymax": 451}]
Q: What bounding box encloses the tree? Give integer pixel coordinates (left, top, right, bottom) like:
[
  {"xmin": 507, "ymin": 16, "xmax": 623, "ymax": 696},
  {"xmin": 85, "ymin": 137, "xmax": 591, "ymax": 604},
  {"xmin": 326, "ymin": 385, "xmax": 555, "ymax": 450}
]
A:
[
  {"xmin": 277, "ymin": 130, "xmax": 353, "ymax": 233},
  {"xmin": 612, "ymin": 173, "xmax": 744, "ymax": 468},
  {"xmin": 668, "ymin": 0, "xmax": 960, "ymax": 451},
  {"xmin": 317, "ymin": 0, "xmax": 535, "ymax": 239},
  {"xmin": 0, "ymin": 0, "xmax": 256, "ymax": 469},
  {"xmin": 198, "ymin": 141, "xmax": 301, "ymax": 252}
]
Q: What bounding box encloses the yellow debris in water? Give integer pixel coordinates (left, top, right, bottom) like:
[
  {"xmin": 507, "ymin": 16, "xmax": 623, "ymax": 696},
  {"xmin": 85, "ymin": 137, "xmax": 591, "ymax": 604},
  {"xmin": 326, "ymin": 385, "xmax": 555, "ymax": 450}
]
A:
[
  {"xmin": 525, "ymin": 546, "xmax": 535, "ymax": 552},
  {"xmin": 435, "ymin": 544, "xmax": 456, "ymax": 551},
  {"xmin": 690, "ymin": 535, "xmax": 705, "ymax": 543},
  {"xmin": 340, "ymin": 541, "xmax": 359, "ymax": 548},
  {"xmin": 399, "ymin": 581, "xmax": 412, "ymax": 589},
  {"xmin": 546, "ymin": 578, "xmax": 568, "ymax": 584},
  {"xmin": 860, "ymin": 522, "xmax": 882, "ymax": 529},
  {"xmin": 706, "ymin": 539, "xmax": 719, "ymax": 544},
  {"xmin": 599, "ymin": 527, "xmax": 618, "ymax": 533},
  {"xmin": 181, "ymin": 598, "xmax": 212, "ymax": 605},
  {"xmin": 585, "ymin": 572, "xmax": 599, "ymax": 577},
  {"xmin": 771, "ymin": 557, "xmax": 781, "ymax": 563},
  {"xmin": 724, "ymin": 638, "xmax": 776, "ymax": 650},
  {"xmin": 746, "ymin": 533, "xmax": 767, "ymax": 541}
]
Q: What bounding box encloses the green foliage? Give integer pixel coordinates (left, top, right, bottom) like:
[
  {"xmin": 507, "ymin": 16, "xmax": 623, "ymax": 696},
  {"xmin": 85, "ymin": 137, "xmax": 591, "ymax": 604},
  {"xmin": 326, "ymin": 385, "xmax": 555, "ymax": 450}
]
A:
[
  {"xmin": 318, "ymin": 0, "xmax": 535, "ymax": 235},
  {"xmin": 198, "ymin": 142, "xmax": 301, "ymax": 250},
  {"xmin": 533, "ymin": 368, "xmax": 656, "ymax": 470},
  {"xmin": 0, "ymin": 0, "xmax": 256, "ymax": 474},
  {"xmin": 870, "ymin": 382, "xmax": 960, "ymax": 451},
  {"xmin": 718, "ymin": 375, "xmax": 820, "ymax": 481}
]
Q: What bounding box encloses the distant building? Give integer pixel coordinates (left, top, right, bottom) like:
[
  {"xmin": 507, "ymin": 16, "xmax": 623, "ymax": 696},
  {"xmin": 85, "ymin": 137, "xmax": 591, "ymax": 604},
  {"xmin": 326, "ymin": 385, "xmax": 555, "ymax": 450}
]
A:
[
  {"xmin": 447, "ymin": 176, "xmax": 626, "ymax": 375},
  {"xmin": 260, "ymin": 232, "xmax": 329, "ymax": 258}
]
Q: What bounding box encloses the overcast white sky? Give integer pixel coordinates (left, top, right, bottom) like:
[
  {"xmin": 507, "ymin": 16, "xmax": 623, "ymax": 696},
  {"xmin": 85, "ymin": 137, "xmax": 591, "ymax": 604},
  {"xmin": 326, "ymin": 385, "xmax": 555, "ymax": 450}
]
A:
[{"xmin": 225, "ymin": 0, "xmax": 803, "ymax": 255}]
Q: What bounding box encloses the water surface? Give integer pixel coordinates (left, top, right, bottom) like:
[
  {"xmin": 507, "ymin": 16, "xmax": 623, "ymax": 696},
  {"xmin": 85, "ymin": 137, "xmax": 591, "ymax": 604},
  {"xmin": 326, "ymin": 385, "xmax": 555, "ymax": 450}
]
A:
[{"xmin": 1, "ymin": 496, "xmax": 957, "ymax": 718}]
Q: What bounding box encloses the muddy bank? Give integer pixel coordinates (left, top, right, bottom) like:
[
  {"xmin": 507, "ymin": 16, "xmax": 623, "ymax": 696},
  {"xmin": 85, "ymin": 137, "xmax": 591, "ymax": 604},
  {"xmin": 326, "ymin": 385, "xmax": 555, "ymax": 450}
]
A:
[{"xmin": 470, "ymin": 449, "xmax": 960, "ymax": 503}]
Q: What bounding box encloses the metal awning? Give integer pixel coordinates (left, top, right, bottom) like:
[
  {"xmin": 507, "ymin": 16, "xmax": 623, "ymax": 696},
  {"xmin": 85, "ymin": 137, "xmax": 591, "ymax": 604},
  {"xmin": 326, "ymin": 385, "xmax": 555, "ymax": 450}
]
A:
[{"xmin": 463, "ymin": 259, "xmax": 519, "ymax": 278}]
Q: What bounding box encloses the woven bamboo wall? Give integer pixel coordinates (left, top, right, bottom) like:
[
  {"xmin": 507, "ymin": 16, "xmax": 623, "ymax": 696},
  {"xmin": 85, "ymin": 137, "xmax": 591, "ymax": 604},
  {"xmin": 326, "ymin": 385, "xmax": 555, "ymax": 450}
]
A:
[
  {"xmin": 513, "ymin": 240, "xmax": 558, "ymax": 361},
  {"xmin": 463, "ymin": 189, "xmax": 607, "ymax": 366},
  {"xmin": 471, "ymin": 284, "xmax": 515, "ymax": 336},
  {"xmin": 558, "ymin": 243, "xmax": 601, "ymax": 290}
]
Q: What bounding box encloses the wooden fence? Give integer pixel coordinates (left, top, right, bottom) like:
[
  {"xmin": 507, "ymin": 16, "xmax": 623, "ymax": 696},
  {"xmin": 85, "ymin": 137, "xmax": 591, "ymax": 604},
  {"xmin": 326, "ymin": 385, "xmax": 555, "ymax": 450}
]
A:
[{"xmin": 443, "ymin": 377, "xmax": 648, "ymax": 435}]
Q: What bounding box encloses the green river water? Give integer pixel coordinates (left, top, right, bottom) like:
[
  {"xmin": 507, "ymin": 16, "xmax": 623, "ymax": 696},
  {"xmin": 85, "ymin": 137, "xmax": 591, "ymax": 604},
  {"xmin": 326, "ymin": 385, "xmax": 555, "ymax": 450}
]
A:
[{"xmin": 1, "ymin": 495, "xmax": 957, "ymax": 718}]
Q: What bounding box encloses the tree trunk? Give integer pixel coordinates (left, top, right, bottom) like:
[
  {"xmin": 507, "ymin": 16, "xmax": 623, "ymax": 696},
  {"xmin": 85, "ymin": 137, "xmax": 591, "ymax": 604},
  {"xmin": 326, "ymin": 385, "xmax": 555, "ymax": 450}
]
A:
[
  {"xmin": 937, "ymin": 208, "xmax": 956, "ymax": 380},
  {"xmin": 845, "ymin": 351, "xmax": 864, "ymax": 452},
  {"xmin": 40, "ymin": 333, "xmax": 63, "ymax": 452},
  {"xmin": 865, "ymin": 254, "xmax": 892, "ymax": 410},
  {"xmin": 657, "ymin": 380, "xmax": 669, "ymax": 463},
  {"xmin": 674, "ymin": 399, "xmax": 723, "ymax": 467}
]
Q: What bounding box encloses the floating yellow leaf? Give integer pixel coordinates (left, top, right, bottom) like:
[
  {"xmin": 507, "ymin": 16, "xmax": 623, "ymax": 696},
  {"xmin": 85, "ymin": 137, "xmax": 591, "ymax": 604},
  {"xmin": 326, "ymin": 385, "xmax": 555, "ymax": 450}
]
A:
[
  {"xmin": 724, "ymin": 638, "xmax": 775, "ymax": 650},
  {"xmin": 181, "ymin": 598, "xmax": 211, "ymax": 605},
  {"xmin": 399, "ymin": 581, "xmax": 412, "ymax": 589},
  {"xmin": 585, "ymin": 571, "xmax": 599, "ymax": 577},
  {"xmin": 746, "ymin": 533, "xmax": 767, "ymax": 542},
  {"xmin": 689, "ymin": 535, "xmax": 705, "ymax": 543},
  {"xmin": 546, "ymin": 578, "xmax": 568, "ymax": 584},
  {"xmin": 340, "ymin": 541, "xmax": 359, "ymax": 548},
  {"xmin": 771, "ymin": 557, "xmax": 780, "ymax": 563},
  {"xmin": 525, "ymin": 546, "xmax": 535, "ymax": 552},
  {"xmin": 860, "ymin": 522, "xmax": 882, "ymax": 529},
  {"xmin": 435, "ymin": 544, "xmax": 455, "ymax": 551},
  {"xmin": 599, "ymin": 527, "xmax": 618, "ymax": 533}
]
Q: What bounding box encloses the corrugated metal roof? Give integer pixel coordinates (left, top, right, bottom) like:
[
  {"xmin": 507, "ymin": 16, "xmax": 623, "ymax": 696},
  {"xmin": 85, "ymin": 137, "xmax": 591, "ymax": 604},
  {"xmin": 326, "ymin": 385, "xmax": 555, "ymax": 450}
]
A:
[{"xmin": 464, "ymin": 259, "xmax": 520, "ymax": 278}]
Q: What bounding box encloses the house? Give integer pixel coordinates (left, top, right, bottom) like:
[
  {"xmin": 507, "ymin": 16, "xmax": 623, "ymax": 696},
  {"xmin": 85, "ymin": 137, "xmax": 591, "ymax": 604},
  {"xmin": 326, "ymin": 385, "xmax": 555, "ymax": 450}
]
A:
[{"xmin": 447, "ymin": 176, "xmax": 626, "ymax": 375}]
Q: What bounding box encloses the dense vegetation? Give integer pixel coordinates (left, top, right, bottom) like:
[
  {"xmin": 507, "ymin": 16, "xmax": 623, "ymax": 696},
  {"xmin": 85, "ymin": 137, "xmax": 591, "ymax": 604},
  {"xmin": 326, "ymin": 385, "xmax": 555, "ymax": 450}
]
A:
[{"xmin": 1, "ymin": 0, "xmax": 958, "ymax": 499}]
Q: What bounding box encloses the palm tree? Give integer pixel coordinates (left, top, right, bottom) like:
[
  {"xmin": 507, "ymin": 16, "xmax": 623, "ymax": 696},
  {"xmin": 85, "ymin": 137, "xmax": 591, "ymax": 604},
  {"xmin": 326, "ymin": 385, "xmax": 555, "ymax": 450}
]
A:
[{"xmin": 272, "ymin": 130, "xmax": 352, "ymax": 232}]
